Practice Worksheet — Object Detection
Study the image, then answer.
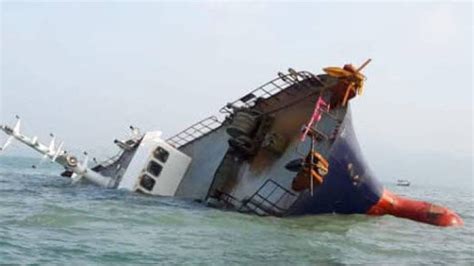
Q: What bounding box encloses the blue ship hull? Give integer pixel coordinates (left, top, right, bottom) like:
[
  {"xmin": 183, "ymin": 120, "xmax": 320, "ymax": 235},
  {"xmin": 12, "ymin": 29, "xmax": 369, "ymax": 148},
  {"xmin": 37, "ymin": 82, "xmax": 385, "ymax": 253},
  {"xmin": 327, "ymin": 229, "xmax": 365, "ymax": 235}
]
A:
[
  {"xmin": 289, "ymin": 111, "xmax": 383, "ymax": 215},
  {"xmin": 169, "ymin": 65, "xmax": 462, "ymax": 226}
]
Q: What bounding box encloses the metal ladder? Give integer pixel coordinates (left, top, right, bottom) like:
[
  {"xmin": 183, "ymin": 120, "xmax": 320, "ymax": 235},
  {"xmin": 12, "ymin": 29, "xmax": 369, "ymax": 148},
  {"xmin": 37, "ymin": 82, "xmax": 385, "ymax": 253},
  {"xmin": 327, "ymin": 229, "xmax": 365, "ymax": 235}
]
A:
[{"xmin": 239, "ymin": 179, "xmax": 297, "ymax": 217}]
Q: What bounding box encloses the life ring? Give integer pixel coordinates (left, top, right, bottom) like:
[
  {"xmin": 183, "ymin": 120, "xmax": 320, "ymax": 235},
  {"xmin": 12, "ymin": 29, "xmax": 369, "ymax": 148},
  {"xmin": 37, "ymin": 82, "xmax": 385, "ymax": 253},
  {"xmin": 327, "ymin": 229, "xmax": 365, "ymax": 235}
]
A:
[{"xmin": 66, "ymin": 155, "xmax": 78, "ymax": 168}]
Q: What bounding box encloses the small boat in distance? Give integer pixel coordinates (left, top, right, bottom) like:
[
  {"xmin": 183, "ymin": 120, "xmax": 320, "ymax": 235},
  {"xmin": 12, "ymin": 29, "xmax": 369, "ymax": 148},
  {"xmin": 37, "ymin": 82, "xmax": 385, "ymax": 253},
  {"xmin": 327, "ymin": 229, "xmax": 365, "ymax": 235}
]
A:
[{"xmin": 397, "ymin": 179, "xmax": 411, "ymax": 187}]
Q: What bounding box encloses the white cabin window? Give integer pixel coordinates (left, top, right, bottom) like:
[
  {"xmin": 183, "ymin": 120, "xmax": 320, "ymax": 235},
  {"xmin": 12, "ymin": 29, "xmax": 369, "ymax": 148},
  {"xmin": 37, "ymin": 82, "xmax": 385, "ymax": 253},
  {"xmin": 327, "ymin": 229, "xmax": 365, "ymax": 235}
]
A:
[
  {"xmin": 139, "ymin": 174, "xmax": 156, "ymax": 191},
  {"xmin": 153, "ymin": 146, "xmax": 169, "ymax": 163},
  {"xmin": 147, "ymin": 161, "xmax": 163, "ymax": 177}
]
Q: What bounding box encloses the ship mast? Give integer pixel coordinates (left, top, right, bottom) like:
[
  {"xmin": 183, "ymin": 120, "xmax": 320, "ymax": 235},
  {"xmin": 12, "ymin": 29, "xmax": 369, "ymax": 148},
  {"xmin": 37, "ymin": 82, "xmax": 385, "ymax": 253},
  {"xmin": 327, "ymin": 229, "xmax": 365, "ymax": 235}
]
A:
[{"xmin": 0, "ymin": 116, "xmax": 115, "ymax": 188}]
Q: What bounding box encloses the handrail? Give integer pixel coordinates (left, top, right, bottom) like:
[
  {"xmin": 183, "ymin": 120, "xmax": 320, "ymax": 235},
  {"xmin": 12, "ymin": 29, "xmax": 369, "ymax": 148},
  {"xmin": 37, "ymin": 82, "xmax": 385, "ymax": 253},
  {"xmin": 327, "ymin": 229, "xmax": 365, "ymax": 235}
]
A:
[
  {"xmin": 92, "ymin": 151, "xmax": 123, "ymax": 169},
  {"xmin": 219, "ymin": 70, "xmax": 320, "ymax": 114},
  {"xmin": 167, "ymin": 69, "xmax": 320, "ymax": 148},
  {"xmin": 166, "ymin": 116, "xmax": 223, "ymax": 148}
]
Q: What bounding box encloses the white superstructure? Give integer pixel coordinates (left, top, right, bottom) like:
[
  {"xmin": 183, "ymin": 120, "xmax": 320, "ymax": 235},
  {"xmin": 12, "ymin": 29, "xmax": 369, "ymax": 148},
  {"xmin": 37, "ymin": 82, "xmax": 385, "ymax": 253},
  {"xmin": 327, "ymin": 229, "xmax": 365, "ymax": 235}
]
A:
[
  {"xmin": 0, "ymin": 117, "xmax": 192, "ymax": 197},
  {"xmin": 118, "ymin": 131, "xmax": 192, "ymax": 196}
]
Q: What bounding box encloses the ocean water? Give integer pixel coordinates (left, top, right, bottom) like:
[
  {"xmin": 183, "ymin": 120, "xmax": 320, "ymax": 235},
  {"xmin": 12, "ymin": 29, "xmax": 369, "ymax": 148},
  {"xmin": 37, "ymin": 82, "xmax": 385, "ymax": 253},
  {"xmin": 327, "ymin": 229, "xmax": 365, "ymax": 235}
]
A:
[{"xmin": 0, "ymin": 156, "xmax": 472, "ymax": 265}]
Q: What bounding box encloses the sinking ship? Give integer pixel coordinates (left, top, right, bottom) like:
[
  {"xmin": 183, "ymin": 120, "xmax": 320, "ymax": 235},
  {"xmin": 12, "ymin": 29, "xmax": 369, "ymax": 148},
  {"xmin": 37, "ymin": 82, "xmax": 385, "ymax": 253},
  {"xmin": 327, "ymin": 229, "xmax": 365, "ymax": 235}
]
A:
[{"xmin": 0, "ymin": 60, "xmax": 463, "ymax": 227}]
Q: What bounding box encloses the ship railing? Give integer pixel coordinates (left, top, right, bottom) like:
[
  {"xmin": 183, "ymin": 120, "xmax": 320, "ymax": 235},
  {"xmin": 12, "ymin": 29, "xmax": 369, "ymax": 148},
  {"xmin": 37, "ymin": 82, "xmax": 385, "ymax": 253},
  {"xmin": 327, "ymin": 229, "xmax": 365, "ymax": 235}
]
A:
[
  {"xmin": 166, "ymin": 116, "xmax": 223, "ymax": 148},
  {"xmin": 92, "ymin": 151, "xmax": 123, "ymax": 169},
  {"xmin": 166, "ymin": 70, "xmax": 320, "ymax": 148},
  {"xmin": 219, "ymin": 70, "xmax": 321, "ymax": 114}
]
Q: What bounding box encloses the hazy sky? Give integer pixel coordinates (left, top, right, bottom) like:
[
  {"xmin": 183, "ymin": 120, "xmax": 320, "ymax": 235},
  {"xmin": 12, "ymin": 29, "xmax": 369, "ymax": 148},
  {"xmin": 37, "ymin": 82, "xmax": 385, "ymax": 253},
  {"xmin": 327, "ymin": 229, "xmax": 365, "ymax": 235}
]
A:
[{"xmin": 1, "ymin": 1, "xmax": 472, "ymax": 187}]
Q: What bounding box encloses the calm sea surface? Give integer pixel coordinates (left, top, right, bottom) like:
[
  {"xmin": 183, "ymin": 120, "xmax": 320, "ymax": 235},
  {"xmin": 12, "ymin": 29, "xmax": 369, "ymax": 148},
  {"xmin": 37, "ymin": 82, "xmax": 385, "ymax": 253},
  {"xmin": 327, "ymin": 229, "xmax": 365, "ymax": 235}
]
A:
[{"xmin": 0, "ymin": 156, "xmax": 472, "ymax": 265}]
